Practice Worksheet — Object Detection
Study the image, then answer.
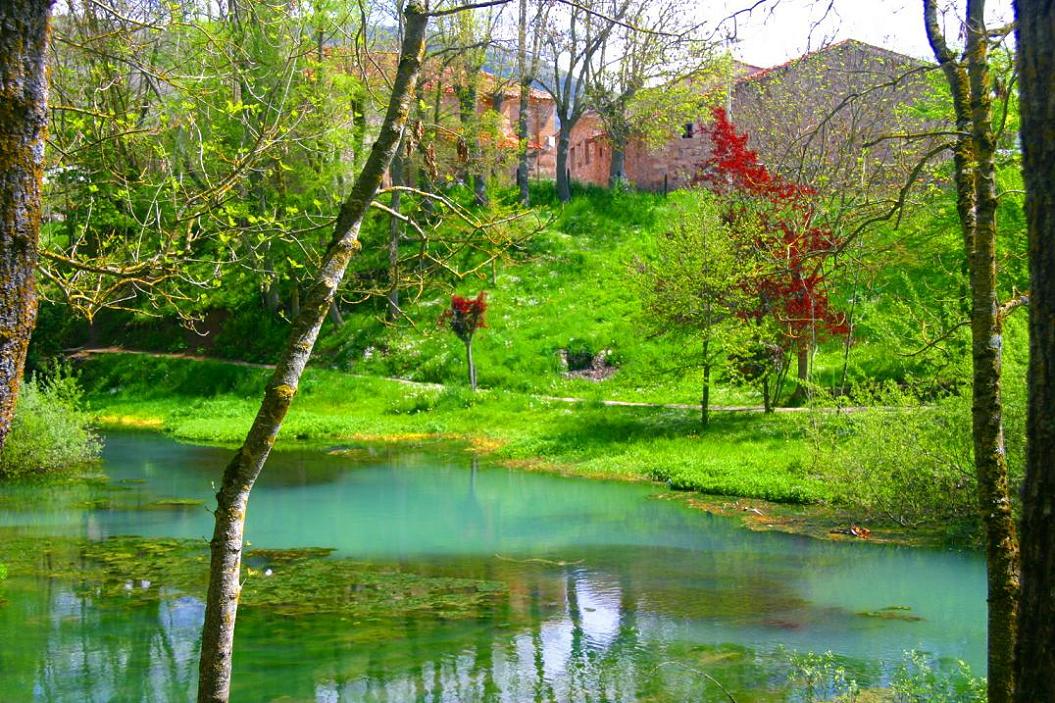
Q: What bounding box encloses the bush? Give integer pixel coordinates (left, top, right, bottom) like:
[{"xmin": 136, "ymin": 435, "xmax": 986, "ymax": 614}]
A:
[
  {"xmin": 211, "ymin": 306, "xmax": 290, "ymax": 364},
  {"xmin": 0, "ymin": 366, "xmax": 102, "ymax": 478},
  {"xmin": 785, "ymin": 651, "xmax": 861, "ymax": 703},
  {"xmin": 890, "ymin": 651, "xmax": 985, "ymax": 703},
  {"xmin": 806, "ymin": 381, "xmax": 1025, "ymax": 532},
  {"xmin": 784, "ymin": 649, "xmax": 985, "ymax": 703},
  {"xmin": 806, "ymin": 384, "xmax": 973, "ymax": 528}
]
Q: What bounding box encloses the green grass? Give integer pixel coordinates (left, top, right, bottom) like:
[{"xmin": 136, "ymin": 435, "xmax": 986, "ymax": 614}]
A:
[
  {"xmin": 80, "ymin": 353, "xmax": 826, "ymax": 504},
  {"xmin": 44, "ymin": 181, "xmax": 1030, "ymax": 525},
  {"xmin": 42, "ymin": 182, "xmax": 1024, "ymax": 408},
  {"xmin": 293, "ymin": 184, "xmax": 936, "ymax": 405},
  {"xmin": 314, "ymin": 181, "xmax": 1018, "ymax": 404}
]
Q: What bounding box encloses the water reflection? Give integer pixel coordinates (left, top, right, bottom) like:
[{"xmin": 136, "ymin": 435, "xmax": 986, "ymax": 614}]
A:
[
  {"xmin": 2, "ymin": 567, "xmax": 784, "ymax": 702},
  {"xmin": 0, "ymin": 432, "xmax": 986, "ymax": 701}
]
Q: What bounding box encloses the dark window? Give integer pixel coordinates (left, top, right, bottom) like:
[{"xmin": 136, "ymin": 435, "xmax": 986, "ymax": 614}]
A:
[
  {"xmin": 585, "ymin": 143, "xmax": 592, "ymax": 164},
  {"xmin": 682, "ymin": 122, "xmax": 695, "ymax": 139}
]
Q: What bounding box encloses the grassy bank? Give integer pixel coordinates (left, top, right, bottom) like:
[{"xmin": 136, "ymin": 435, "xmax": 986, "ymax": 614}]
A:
[
  {"xmin": 38, "ymin": 184, "xmax": 1003, "ymax": 409},
  {"xmin": 80, "ymin": 353, "xmax": 823, "ymax": 504}
]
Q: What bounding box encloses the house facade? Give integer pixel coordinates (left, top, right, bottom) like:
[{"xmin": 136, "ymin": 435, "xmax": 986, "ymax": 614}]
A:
[{"xmin": 566, "ymin": 40, "xmax": 934, "ymax": 194}]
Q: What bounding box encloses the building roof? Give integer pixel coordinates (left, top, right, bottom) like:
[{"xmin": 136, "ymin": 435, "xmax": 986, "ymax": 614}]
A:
[{"xmin": 736, "ymin": 38, "xmax": 926, "ymax": 86}]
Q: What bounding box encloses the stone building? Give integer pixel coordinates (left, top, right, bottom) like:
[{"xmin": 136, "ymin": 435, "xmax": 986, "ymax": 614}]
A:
[{"xmin": 566, "ymin": 40, "xmax": 934, "ymax": 194}]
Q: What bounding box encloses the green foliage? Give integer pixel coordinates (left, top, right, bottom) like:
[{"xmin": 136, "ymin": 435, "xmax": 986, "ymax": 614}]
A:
[
  {"xmin": 41, "ymin": 0, "xmax": 365, "ymax": 321},
  {"xmin": 78, "ymin": 354, "xmax": 270, "ymax": 400},
  {"xmin": 82, "ymin": 353, "xmax": 824, "ymax": 504},
  {"xmin": 806, "ymin": 378, "xmax": 1025, "ymax": 532},
  {"xmin": 785, "ymin": 651, "xmax": 861, "ymax": 703},
  {"xmin": 1, "ymin": 366, "xmax": 101, "ymax": 479},
  {"xmin": 784, "ymin": 650, "xmax": 985, "ymax": 703},
  {"xmin": 637, "ymin": 189, "xmax": 746, "ymax": 355},
  {"xmin": 890, "ymin": 651, "xmax": 986, "ymax": 703},
  {"xmin": 211, "ymin": 307, "xmax": 291, "ymax": 364}
]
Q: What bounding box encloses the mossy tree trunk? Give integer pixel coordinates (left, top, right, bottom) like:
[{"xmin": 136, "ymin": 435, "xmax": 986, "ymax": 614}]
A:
[
  {"xmin": 194, "ymin": 4, "xmax": 429, "ymax": 701},
  {"xmin": 964, "ymin": 8, "xmax": 1020, "ymax": 701},
  {"xmin": 925, "ymin": 3, "xmax": 1020, "ymax": 701},
  {"xmin": 387, "ymin": 138, "xmax": 405, "ymax": 321},
  {"xmin": 0, "ymin": 0, "xmax": 54, "ymax": 452},
  {"xmin": 1013, "ymin": 3, "xmax": 1055, "ymax": 700}
]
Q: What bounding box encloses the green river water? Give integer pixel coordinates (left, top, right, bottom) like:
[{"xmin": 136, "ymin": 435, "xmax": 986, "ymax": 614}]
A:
[{"xmin": 0, "ymin": 432, "xmax": 985, "ymax": 702}]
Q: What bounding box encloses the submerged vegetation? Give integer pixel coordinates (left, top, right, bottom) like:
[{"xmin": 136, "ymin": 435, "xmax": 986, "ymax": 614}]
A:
[{"xmin": 0, "ymin": 532, "xmax": 506, "ymax": 621}]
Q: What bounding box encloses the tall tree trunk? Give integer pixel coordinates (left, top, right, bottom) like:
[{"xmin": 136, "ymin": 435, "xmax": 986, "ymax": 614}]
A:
[
  {"xmin": 925, "ymin": 6, "xmax": 1021, "ymax": 698},
  {"xmin": 608, "ymin": 146, "xmax": 626, "ymax": 188},
  {"xmin": 516, "ymin": 82, "xmax": 531, "ymax": 204},
  {"xmin": 556, "ymin": 124, "xmax": 571, "ymax": 202},
  {"xmin": 700, "ymin": 361, "xmax": 710, "ymax": 428},
  {"xmin": 0, "ymin": 0, "xmax": 53, "ymax": 452},
  {"xmin": 465, "ymin": 339, "xmax": 476, "ymax": 391},
  {"xmin": 194, "ymin": 5, "xmax": 428, "ymax": 701},
  {"xmin": 387, "ymin": 140, "xmax": 404, "ymax": 321},
  {"xmin": 1013, "ymin": 3, "xmax": 1055, "ymax": 700},
  {"xmin": 965, "ymin": 7, "xmax": 1020, "ymax": 701},
  {"xmin": 515, "ymin": 0, "xmax": 534, "ymax": 206}
]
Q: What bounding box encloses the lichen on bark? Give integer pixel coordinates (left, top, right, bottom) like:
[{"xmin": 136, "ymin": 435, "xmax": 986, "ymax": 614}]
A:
[{"xmin": 0, "ymin": 0, "xmax": 55, "ymax": 453}]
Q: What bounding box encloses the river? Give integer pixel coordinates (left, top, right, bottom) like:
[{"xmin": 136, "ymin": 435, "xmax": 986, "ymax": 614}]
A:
[{"xmin": 0, "ymin": 432, "xmax": 985, "ymax": 701}]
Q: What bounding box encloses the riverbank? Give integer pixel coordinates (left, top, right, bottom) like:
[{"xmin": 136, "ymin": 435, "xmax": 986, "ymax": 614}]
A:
[
  {"xmin": 73, "ymin": 351, "xmax": 987, "ymax": 550},
  {"xmin": 80, "ymin": 352, "xmax": 822, "ymax": 502}
]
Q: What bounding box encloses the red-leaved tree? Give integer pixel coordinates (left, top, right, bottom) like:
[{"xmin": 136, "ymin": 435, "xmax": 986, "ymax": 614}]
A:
[
  {"xmin": 695, "ymin": 106, "xmax": 848, "ymax": 404},
  {"xmin": 441, "ymin": 292, "xmax": 487, "ymax": 390}
]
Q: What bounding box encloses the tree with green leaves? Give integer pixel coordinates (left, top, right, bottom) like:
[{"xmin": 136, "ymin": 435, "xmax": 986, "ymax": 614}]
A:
[
  {"xmin": 923, "ymin": 2, "xmax": 1021, "ymax": 701},
  {"xmin": 586, "ymin": 0, "xmax": 721, "ymax": 187},
  {"xmin": 638, "ymin": 191, "xmax": 745, "ymax": 426},
  {"xmin": 193, "ymin": 3, "xmax": 430, "ymax": 699}
]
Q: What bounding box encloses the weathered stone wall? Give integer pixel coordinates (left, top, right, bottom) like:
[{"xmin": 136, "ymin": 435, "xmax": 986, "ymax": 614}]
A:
[
  {"xmin": 728, "ymin": 40, "xmax": 935, "ymax": 196},
  {"xmin": 568, "ymin": 40, "xmax": 937, "ymax": 195},
  {"xmin": 566, "ymin": 113, "xmax": 610, "ymax": 185}
]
